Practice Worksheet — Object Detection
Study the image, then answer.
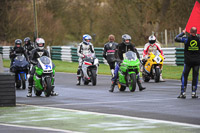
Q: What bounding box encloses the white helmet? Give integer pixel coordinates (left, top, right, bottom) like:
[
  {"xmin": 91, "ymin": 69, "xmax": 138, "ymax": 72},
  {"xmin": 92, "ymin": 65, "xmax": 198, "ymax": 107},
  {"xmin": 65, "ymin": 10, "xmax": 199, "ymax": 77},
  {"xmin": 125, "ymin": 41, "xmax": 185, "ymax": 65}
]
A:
[
  {"xmin": 36, "ymin": 38, "xmax": 45, "ymax": 50},
  {"xmin": 148, "ymin": 35, "xmax": 156, "ymax": 44},
  {"xmin": 83, "ymin": 34, "xmax": 92, "ymax": 45}
]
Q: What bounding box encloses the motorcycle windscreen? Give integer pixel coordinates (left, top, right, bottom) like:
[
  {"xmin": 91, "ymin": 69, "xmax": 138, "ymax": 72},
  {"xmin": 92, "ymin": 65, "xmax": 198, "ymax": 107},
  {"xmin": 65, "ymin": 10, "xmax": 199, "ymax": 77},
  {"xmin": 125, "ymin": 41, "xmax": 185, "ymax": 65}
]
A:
[
  {"xmin": 40, "ymin": 56, "xmax": 51, "ymax": 65},
  {"xmin": 123, "ymin": 51, "xmax": 137, "ymax": 61}
]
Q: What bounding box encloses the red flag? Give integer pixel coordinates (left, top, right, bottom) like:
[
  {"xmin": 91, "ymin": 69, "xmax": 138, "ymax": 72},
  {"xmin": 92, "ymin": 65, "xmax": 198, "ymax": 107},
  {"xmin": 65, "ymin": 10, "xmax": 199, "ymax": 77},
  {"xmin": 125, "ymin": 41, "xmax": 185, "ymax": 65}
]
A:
[{"xmin": 186, "ymin": 1, "xmax": 200, "ymax": 34}]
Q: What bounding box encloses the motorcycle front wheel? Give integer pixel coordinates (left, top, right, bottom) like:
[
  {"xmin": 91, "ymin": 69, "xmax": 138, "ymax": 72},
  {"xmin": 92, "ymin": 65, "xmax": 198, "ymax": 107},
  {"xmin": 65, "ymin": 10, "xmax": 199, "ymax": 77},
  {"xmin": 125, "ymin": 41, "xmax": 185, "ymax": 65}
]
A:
[
  {"xmin": 21, "ymin": 73, "xmax": 26, "ymax": 90},
  {"xmin": 44, "ymin": 77, "xmax": 52, "ymax": 97},
  {"xmin": 91, "ymin": 69, "xmax": 97, "ymax": 86},
  {"xmin": 154, "ymin": 68, "xmax": 160, "ymax": 83},
  {"xmin": 129, "ymin": 73, "xmax": 136, "ymax": 92}
]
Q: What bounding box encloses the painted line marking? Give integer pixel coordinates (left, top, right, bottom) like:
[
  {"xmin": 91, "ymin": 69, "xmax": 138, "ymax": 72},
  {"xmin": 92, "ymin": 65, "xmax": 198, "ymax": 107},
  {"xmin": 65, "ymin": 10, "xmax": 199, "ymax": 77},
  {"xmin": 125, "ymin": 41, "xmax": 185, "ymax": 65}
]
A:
[
  {"xmin": 42, "ymin": 98, "xmax": 177, "ymax": 106},
  {"xmin": 17, "ymin": 104, "xmax": 200, "ymax": 128},
  {"xmin": 0, "ymin": 123, "xmax": 82, "ymax": 133}
]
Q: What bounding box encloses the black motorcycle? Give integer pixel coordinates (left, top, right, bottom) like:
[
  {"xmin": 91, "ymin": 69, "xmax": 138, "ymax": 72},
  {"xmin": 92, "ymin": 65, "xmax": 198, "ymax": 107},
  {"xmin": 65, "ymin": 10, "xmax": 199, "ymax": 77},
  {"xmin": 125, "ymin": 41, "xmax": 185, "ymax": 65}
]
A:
[{"xmin": 10, "ymin": 55, "xmax": 29, "ymax": 89}]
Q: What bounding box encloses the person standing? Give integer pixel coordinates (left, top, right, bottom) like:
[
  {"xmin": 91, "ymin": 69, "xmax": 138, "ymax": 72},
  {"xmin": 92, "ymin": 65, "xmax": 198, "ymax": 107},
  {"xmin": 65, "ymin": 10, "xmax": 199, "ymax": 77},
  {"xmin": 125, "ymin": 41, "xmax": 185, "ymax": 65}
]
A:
[
  {"xmin": 175, "ymin": 27, "xmax": 200, "ymax": 99},
  {"xmin": 103, "ymin": 34, "xmax": 118, "ymax": 77}
]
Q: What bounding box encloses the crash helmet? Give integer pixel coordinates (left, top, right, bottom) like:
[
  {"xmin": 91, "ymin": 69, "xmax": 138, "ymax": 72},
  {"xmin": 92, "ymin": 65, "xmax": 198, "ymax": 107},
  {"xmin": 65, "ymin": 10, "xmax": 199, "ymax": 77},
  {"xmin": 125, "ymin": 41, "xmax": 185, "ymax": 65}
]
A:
[
  {"xmin": 83, "ymin": 34, "xmax": 92, "ymax": 45},
  {"xmin": 122, "ymin": 34, "xmax": 131, "ymax": 45},
  {"xmin": 15, "ymin": 39, "xmax": 22, "ymax": 47},
  {"xmin": 24, "ymin": 37, "xmax": 31, "ymax": 45},
  {"xmin": 35, "ymin": 38, "xmax": 45, "ymax": 50},
  {"xmin": 148, "ymin": 35, "xmax": 156, "ymax": 44}
]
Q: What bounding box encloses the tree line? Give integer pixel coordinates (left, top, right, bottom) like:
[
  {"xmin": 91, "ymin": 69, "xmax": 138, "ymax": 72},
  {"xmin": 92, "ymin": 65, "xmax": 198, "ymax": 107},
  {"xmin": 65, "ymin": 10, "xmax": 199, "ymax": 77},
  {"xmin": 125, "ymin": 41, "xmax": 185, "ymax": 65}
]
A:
[{"xmin": 0, "ymin": 0, "xmax": 199, "ymax": 47}]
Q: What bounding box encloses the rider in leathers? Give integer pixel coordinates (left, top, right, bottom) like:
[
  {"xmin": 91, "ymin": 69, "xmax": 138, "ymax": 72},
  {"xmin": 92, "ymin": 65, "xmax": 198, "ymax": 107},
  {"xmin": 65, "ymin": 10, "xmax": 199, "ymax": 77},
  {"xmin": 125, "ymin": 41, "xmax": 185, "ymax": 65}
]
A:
[
  {"xmin": 142, "ymin": 35, "xmax": 165, "ymax": 81},
  {"xmin": 23, "ymin": 37, "xmax": 34, "ymax": 60},
  {"xmin": 10, "ymin": 39, "xmax": 29, "ymax": 83},
  {"xmin": 109, "ymin": 34, "xmax": 146, "ymax": 92},
  {"xmin": 76, "ymin": 34, "xmax": 95, "ymax": 85},
  {"xmin": 103, "ymin": 34, "xmax": 118, "ymax": 77},
  {"xmin": 27, "ymin": 38, "xmax": 58, "ymax": 97}
]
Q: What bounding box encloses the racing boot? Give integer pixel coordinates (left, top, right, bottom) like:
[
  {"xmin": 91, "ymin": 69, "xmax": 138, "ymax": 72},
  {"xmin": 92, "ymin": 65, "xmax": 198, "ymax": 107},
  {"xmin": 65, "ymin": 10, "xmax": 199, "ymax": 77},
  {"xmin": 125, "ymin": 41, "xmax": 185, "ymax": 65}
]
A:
[
  {"xmin": 76, "ymin": 77, "xmax": 81, "ymax": 85},
  {"xmin": 76, "ymin": 67, "xmax": 81, "ymax": 85},
  {"xmin": 111, "ymin": 69, "xmax": 115, "ymax": 78},
  {"xmin": 160, "ymin": 73, "xmax": 165, "ymax": 82},
  {"xmin": 51, "ymin": 89, "xmax": 59, "ymax": 96},
  {"xmin": 177, "ymin": 87, "xmax": 186, "ymax": 99},
  {"xmin": 109, "ymin": 80, "xmax": 116, "ymax": 92},
  {"xmin": 137, "ymin": 77, "xmax": 146, "ymax": 91},
  {"xmin": 192, "ymin": 86, "xmax": 198, "ymax": 98},
  {"xmin": 26, "ymin": 86, "xmax": 32, "ymax": 97}
]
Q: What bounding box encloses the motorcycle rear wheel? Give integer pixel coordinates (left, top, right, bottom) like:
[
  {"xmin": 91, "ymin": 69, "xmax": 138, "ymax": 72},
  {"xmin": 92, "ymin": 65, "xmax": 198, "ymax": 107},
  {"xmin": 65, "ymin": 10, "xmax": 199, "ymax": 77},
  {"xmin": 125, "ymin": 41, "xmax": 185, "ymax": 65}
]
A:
[
  {"xmin": 118, "ymin": 83, "xmax": 126, "ymax": 91},
  {"xmin": 142, "ymin": 73, "xmax": 150, "ymax": 82},
  {"xmin": 34, "ymin": 89, "xmax": 42, "ymax": 96}
]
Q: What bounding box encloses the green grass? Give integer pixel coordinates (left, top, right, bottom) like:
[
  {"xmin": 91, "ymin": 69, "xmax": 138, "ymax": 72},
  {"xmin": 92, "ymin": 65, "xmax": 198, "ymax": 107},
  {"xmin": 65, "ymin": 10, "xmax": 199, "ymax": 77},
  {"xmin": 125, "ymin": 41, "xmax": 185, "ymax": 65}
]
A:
[{"xmin": 3, "ymin": 59, "xmax": 193, "ymax": 80}]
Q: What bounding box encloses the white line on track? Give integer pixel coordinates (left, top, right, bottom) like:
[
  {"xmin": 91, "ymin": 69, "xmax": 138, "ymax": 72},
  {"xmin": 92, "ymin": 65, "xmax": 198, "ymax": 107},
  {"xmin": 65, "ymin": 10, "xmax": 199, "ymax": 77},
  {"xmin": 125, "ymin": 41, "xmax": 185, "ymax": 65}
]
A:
[
  {"xmin": 0, "ymin": 123, "xmax": 82, "ymax": 133},
  {"xmin": 43, "ymin": 98, "xmax": 177, "ymax": 107},
  {"xmin": 18, "ymin": 104, "xmax": 200, "ymax": 128}
]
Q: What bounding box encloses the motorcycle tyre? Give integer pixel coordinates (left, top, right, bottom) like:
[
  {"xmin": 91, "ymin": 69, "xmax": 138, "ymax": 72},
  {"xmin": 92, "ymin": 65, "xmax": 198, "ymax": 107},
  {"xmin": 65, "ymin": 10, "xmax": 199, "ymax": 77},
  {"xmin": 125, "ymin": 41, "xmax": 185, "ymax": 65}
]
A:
[
  {"xmin": 91, "ymin": 69, "xmax": 97, "ymax": 86},
  {"xmin": 142, "ymin": 73, "xmax": 150, "ymax": 82},
  {"xmin": 34, "ymin": 88, "xmax": 42, "ymax": 96},
  {"xmin": 154, "ymin": 68, "xmax": 160, "ymax": 83},
  {"xmin": 16, "ymin": 80, "xmax": 21, "ymax": 89},
  {"xmin": 21, "ymin": 73, "xmax": 26, "ymax": 90},
  {"xmin": 118, "ymin": 83, "xmax": 126, "ymax": 91},
  {"xmin": 84, "ymin": 80, "xmax": 89, "ymax": 85},
  {"xmin": 129, "ymin": 73, "xmax": 136, "ymax": 92},
  {"xmin": 44, "ymin": 77, "xmax": 52, "ymax": 97}
]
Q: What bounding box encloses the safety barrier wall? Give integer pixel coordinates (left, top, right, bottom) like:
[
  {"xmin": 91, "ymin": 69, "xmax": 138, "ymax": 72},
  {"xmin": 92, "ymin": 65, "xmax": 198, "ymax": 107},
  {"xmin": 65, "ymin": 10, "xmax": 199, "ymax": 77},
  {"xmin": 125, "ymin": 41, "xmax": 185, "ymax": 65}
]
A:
[{"xmin": 0, "ymin": 46, "xmax": 184, "ymax": 66}]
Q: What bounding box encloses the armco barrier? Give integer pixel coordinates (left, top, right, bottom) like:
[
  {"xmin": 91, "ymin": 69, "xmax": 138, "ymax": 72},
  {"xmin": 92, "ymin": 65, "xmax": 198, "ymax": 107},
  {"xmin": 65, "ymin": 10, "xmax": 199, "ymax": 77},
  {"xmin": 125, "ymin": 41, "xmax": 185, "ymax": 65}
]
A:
[{"xmin": 1, "ymin": 46, "xmax": 184, "ymax": 66}]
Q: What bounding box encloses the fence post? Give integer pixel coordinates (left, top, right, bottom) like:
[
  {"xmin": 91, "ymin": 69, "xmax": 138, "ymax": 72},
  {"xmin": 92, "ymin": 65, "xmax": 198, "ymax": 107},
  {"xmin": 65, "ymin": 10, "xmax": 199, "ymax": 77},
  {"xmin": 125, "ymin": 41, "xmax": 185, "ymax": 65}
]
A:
[
  {"xmin": 165, "ymin": 29, "xmax": 168, "ymax": 47},
  {"xmin": 0, "ymin": 54, "xmax": 3, "ymax": 72},
  {"xmin": 179, "ymin": 27, "xmax": 182, "ymax": 34}
]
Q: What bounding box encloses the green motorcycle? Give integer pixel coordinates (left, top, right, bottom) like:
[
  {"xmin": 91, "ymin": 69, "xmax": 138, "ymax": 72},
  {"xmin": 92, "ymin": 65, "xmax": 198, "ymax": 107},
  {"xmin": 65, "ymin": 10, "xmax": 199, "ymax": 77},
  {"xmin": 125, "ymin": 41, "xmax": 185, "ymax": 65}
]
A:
[
  {"xmin": 33, "ymin": 56, "xmax": 55, "ymax": 97},
  {"xmin": 117, "ymin": 51, "xmax": 140, "ymax": 92}
]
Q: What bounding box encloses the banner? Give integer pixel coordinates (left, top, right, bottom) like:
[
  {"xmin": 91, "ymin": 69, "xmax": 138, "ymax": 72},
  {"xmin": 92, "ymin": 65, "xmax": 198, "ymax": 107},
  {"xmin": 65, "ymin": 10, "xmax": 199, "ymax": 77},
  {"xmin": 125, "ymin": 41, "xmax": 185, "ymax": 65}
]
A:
[{"xmin": 185, "ymin": 1, "xmax": 200, "ymax": 34}]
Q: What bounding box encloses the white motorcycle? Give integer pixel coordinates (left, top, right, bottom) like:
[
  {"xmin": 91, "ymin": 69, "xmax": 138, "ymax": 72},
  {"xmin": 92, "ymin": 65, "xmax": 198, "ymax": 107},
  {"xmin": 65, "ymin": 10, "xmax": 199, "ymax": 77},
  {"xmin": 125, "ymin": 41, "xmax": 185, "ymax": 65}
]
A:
[{"xmin": 80, "ymin": 53, "xmax": 99, "ymax": 86}]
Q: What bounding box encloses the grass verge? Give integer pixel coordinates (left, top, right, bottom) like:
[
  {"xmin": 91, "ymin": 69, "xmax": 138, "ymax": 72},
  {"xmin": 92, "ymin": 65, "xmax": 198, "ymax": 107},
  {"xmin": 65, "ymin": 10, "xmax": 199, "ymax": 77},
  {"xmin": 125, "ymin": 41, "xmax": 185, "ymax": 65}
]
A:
[{"xmin": 3, "ymin": 59, "xmax": 194, "ymax": 80}]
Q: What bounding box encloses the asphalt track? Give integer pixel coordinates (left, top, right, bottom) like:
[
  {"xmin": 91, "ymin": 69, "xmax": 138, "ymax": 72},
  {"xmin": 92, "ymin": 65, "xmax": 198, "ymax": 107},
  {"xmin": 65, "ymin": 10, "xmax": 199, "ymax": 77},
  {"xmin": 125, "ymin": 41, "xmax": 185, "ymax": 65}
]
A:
[{"xmin": 1, "ymin": 72, "xmax": 200, "ymax": 132}]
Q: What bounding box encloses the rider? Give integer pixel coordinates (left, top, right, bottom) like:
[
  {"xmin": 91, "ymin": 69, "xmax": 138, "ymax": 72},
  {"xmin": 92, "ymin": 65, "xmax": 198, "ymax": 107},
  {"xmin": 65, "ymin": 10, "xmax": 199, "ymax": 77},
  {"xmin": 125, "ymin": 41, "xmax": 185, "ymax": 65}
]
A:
[
  {"xmin": 10, "ymin": 39, "xmax": 29, "ymax": 82},
  {"xmin": 10, "ymin": 39, "xmax": 29, "ymax": 67},
  {"xmin": 103, "ymin": 34, "xmax": 118, "ymax": 77},
  {"xmin": 109, "ymin": 34, "xmax": 146, "ymax": 92},
  {"xmin": 23, "ymin": 37, "xmax": 34, "ymax": 59},
  {"xmin": 76, "ymin": 34, "xmax": 95, "ymax": 85},
  {"xmin": 142, "ymin": 35, "xmax": 165, "ymax": 81},
  {"xmin": 27, "ymin": 38, "xmax": 58, "ymax": 97}
]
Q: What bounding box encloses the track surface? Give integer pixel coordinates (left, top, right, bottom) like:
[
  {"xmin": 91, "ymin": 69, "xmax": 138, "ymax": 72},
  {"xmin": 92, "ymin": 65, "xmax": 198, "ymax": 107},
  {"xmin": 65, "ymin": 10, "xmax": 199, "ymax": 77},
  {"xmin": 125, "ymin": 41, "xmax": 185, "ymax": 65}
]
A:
[
  {"xmin": 1, "ymin": 72, "xmax": 200, "ymax": 132},
  {"xmin": 18, "ymin": 73, "xmax": 200, "ymax": 124}
]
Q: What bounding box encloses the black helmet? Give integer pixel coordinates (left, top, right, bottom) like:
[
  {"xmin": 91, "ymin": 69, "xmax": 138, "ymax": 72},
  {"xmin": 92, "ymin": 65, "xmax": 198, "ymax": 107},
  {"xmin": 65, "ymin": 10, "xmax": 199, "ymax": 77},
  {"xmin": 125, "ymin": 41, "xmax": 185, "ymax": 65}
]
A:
[
  {"xmin": 122, "ymin": 34, "xmax": 131, "ymax": 45},
  {"xmin": 24, "ymin": 37, "xmax": 31, "ymax": 44},
  {"xmin": 15, "ymin": 39, "xmax": 22, "ymax": 47}
]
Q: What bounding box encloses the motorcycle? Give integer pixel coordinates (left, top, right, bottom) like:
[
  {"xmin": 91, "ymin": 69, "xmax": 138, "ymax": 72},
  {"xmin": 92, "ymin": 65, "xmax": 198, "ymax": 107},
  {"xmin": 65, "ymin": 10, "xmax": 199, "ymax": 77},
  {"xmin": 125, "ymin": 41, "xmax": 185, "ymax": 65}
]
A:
[
  {"xmin": 80, "ymin": 53, "xmax": 99, "ymax": 86},
  {"xmin": 33, "ymin": 56, "xmax": 55, "ymax": 97},
  {"xmin": 142, "ymin": 50, "xmax": 164, "ymax": 82},
  {"xmin": 117, "ymin": 51, "xmax": 140, "ymax": 92},
  {"xmin": 10, "ymin": 55, "xmax": 29, "ymax": 89}
]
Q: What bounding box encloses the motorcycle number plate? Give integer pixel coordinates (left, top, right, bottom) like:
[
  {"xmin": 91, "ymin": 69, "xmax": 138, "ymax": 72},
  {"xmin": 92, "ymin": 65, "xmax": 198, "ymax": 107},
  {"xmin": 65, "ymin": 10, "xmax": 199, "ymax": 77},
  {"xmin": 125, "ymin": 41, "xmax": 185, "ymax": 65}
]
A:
[{"xmin": 154, "ymin": 56, "xmax": 161, "ymax": 63}]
